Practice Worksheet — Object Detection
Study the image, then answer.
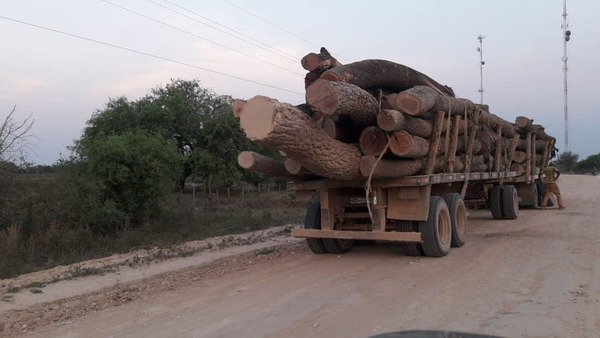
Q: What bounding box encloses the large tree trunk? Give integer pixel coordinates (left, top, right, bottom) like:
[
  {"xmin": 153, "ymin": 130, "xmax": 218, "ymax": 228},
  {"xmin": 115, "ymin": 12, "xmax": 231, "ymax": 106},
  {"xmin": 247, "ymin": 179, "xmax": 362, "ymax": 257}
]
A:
[
  {"xmin": 306, "ymin": 79, "xmax": 379, "ymax": 126},
  {"xmin": 239, "ymin": 96, "xmax": 362, "ymax": 180},
  {"xmin": 237, "ymin": 151, "xmax": 288, "ymax": 177},
  {"xmin": 393, "ymin": 86, "xmax": 473, "ymax": 116},
  {"xmin": 320, "ymin": 59, "xmax": 455, "ymax": 96}
]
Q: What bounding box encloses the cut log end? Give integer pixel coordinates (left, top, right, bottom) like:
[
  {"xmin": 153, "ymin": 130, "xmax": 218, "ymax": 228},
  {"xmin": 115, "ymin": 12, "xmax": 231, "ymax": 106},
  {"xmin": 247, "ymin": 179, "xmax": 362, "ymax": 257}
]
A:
[
  {"xmin": 237, "ymin": 151, "xmax": 255, "ymax": 169},
  {"xmin": 237, "ymin": 151, "xmax": 288, "ymax": 178},
  {"xmin": 389, "ymin": 131, "xmax": 413, "ymax": 155},
  {"xmin": 359, "ymin": 126, "xmax": 388, "ymax": 156},
  {"xmin": 396, "ymin": 94, "xmax": 422, "ymax": 116},
  {"xmin": 305, "ymin": 79, "xmax": 339, "ymax": 115},
  {"xmin": 301, "ymin": 53, "xmax": 321, "ymax": 71},
  {"xmin": 239, "ymin": 96, "xmax": 277, "ymax": 140}
]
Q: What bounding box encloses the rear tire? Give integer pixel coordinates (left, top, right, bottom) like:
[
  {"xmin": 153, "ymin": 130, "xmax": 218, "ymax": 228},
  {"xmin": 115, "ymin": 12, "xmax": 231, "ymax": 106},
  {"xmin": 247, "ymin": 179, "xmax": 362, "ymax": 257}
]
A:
[
  {"xmin": 490, "ymin": 185, "xmax": 504, "ymax": 219},
  {"xmin": 304, "ymin": 201, "xmax": 328, "ymax": 254},
  {"xmin": 398, "ymin": 220, "xmax": 425, "ymax": 256},
  {"xmin": 444, "ymin": 193, "xmax": 468, "ymax": 248},
  {"xmin": 418, "ymin": 197, "xmax": 452, "ymax": 257},
  {"xmin": 322, "ymin": 237, "xmax": 354, "ymax": 254},
  {"xmin": 502, "ymin": 185, "xmax": 519, "ymax": 219}
]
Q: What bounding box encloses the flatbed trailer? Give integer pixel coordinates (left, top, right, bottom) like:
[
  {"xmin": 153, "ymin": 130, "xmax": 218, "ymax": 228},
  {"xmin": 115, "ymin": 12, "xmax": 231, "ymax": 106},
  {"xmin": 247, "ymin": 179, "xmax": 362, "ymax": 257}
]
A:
[{"xmin": 289, "ymin": 113, "xmax": 555, "ymax": 257}]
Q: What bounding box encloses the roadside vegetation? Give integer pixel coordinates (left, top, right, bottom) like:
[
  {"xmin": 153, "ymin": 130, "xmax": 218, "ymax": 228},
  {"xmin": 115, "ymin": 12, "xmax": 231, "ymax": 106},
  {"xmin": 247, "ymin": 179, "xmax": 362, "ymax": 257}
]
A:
[{"xmin": 0, "ymin": 80, "xmax": 304, "ymax": 279}]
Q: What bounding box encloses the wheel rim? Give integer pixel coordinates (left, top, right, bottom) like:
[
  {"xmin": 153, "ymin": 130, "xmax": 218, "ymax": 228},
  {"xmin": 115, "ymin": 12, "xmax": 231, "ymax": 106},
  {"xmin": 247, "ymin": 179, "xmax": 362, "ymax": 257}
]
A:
[
  {"xmin": 438, "ymin": 208, "xmax": 452, "ymax": 246},
  {"xmin": 512, "ymin": 189, "xmax": 519, "ymax": 212}
]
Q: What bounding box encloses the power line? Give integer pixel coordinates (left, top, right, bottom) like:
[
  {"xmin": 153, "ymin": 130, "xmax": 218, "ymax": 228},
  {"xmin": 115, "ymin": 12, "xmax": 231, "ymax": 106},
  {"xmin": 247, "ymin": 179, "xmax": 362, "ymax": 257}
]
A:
[
  {"xmin": 219, "ymin": 0, "xmax": 350, "ymax": 62},
  {"xmin": 153, "ymin": 0, "xmax": 300, "ymax": 63},
  {"xmin": 100, "ymin": 0, "xmax": 303, "ymax": 76},
  {"xmin": 0, "ymin": 15, "xmax": 304, "ymax": 96}
]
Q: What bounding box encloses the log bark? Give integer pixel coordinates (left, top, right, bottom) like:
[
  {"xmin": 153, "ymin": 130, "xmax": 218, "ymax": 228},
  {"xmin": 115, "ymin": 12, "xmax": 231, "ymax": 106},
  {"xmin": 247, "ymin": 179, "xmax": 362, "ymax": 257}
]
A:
[
  {"xmin": 389, "ymin": 130, "xmax": 430, "ymax": 158},
  {"xmin": 239, "ymin": 95, "xmax": 362, "ymax": 180},
  {"xmin": 301, "ymin": 47, "xmax": 342, "ymax": 72},
  {"xmin": 456, "ymin": 136, "xmax": 483, "ymax": 155},
  {"xmin": 306, "ymin": 79, "xmax": 379, "ymax": 126},
  {"xmin": 359, "ymin": 126, "xmax": 388, "ymax": 156},
  {"xmin": 320, "ymin": 59, "xmax": 455, "ymax": 96},
  {"xmin": 512, "ymin": 150, "xmax": 528, "ymax": 164},
  {"xmin": 237, "ymin": 151, "xmax": 288, "ymax": 178},
  {"xmin": 475, "ymin": 106, "xmax": 516, "ymax": 137},
  {"xmin": 284, "ymin": 158, "xmax": 312, "ymax": 175},
  {"xmin": 393, "ymin": 86, "xmax": 472, "ymax": 116},
  {"xmin": 515, "ymin": 116, "xmax": 533, "ymax": 130},
  {"xmin": 360, "ymin": 156, "xmax": 424, "ymax": 178},
  {"xmin": 376, "ymin": 109, "xmax": 433, "ymax": 138}
]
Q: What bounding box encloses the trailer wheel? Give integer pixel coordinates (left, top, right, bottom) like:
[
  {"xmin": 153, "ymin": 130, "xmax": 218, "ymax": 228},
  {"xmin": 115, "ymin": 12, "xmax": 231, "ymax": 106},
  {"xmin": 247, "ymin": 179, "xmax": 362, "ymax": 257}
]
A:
[
  {"xmin": 443, "ymin": 193, "xmax": 468, "ymax": 248},
  {"xmin": 502, "ymin": 185, "xmax": 519, "ymax": 219},
  {"xmin": 398, "ymin": 220, "xmax": 425, "ymax": 256},
  {"xmin": 322, "ymin": 236, "xmax": 354, "ymax": 254},
  {"xmin": 304, "ymin": 201, "xmax": 328, "ymax": 254},
  {"xmin": 418, "ymin": 196, "xmax": 452, "ymax": 257},
  {"xmin": 490, "ymin": 185, "xmax": 504, "ymax": 220}
]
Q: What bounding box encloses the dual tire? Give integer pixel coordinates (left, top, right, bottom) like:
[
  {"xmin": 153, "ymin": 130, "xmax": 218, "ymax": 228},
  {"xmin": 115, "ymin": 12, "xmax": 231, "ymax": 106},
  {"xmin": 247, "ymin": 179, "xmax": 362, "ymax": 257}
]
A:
[
  {"xmin": 418, "ymin": 196, "xmax": 453, "ymax": 257},
  {"xmin": 490, "ymin": 185, "xmax": 519, "ymax": 220},
  {"xmin": 304, "ymin": 201, "xmax": 354, "ymax": 254}
]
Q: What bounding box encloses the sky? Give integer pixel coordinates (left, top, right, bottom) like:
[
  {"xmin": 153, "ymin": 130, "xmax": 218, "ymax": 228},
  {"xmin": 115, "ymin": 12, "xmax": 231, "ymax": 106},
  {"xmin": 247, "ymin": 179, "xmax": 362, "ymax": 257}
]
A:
[{"xmin": 1, "ymin": 0, "xmax": 599, "ymax": 165}]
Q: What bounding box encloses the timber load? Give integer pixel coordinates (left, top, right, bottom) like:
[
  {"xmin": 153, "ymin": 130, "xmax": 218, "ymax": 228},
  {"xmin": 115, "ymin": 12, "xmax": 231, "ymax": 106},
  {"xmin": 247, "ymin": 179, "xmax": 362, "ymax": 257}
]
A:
[{"xmin": 234, "ymin": 48, "xmax": 557, "ymax": 182}]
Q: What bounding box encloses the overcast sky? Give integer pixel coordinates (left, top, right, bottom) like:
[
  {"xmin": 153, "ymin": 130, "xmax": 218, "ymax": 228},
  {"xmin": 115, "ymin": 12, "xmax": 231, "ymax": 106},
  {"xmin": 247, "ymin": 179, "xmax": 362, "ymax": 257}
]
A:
[{"xmin": 1, "ymin": 0, "xmax": 599, "ymax": 165}]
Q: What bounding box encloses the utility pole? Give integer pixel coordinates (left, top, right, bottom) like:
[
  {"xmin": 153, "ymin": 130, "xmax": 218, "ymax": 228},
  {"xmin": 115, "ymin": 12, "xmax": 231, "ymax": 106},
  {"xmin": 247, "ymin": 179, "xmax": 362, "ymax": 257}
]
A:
[
  {"xmin": 562, "ymin": 0, "xmax": 571, "ymax": 152},
  {"xmin": 477, "ymin": 35, "xmax": 485, "ymax": 105}
]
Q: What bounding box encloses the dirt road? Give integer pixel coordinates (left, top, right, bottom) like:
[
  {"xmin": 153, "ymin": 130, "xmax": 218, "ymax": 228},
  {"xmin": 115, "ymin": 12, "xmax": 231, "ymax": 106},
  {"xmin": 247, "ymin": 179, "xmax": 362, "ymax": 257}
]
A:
[{"xmin": 2, "ymin": 175, "xmax": 599, "ymax": 338}]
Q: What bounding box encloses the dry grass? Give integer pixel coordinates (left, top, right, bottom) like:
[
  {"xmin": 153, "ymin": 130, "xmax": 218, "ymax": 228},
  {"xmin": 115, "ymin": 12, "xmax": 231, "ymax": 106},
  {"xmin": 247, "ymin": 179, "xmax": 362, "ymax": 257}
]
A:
[{"xmin": 0, "ymin": 183, "xmax": 306, "ymax": 279}]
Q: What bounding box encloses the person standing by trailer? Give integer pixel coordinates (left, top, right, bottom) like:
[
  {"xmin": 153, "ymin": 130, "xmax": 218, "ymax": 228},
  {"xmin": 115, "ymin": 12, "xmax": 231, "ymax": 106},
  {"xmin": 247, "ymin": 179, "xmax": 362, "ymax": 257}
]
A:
[{"xmin": 541, "ymin": 162, "xmax": 566, "ymax": 210}]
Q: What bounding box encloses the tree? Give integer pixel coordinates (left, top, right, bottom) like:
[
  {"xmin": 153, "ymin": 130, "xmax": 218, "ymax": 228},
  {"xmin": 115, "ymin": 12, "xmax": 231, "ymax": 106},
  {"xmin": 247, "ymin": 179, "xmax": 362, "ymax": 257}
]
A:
[
  {"xmin": 0, "ymin": 106, "xmax": 34, "ymax": 162},
  {"xmin": 84, "ymin": 131, "xmax": 183, "ymax": 225},
  {"xmin": 77, "ymin": 79, "xmax": 267, "ymax": 191},
  {"xmin": 556, "ymin": 151, "xmax": 579, "ymax": 173},
  {"xmin": 576, "ymin": 153, "xmax": 600, "ymax": 172},
  {"xmin": 74, "ymin": 79, "xmax": 279, "ymax": 223}
]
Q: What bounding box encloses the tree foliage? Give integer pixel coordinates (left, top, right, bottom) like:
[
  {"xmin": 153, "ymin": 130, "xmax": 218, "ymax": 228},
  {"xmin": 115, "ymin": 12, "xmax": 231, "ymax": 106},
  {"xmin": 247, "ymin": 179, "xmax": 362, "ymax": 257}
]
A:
[
  {"xmin": 576, "ymin": 153, "xmax": 600, "ymax": 172},
  {"xmin": 74, "ymin": 79, "xmax": 276, "ymax": 227},
  {"xmin": 84, "ymin": 131, "xmax": 183, "ymax": 225},
  {"xmin": 556, "ymin": 151, "xmax": 579, "ymax": 173}
]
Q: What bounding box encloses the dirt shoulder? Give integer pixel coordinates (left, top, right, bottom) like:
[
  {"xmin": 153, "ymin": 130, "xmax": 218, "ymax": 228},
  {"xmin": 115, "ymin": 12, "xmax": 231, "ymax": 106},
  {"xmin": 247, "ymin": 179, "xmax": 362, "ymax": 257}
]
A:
[{"xmin": 0, "ymin": 225, "xmax": 302, "ymax": 335}]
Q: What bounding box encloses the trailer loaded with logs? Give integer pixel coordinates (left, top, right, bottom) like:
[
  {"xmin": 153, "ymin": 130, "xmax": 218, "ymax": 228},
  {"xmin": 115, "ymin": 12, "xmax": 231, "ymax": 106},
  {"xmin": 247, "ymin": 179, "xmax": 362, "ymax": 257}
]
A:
[{"xmin": 234, "ymin": 47, "xmax": 557, "ymax": 257}]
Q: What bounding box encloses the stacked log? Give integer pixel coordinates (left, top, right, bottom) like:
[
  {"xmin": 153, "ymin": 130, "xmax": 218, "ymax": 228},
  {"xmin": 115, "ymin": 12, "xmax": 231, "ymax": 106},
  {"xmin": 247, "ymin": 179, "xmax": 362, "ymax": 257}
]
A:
[{"xmin": 234, "ymin": 48, "xmax": 556, "ymax": 181}]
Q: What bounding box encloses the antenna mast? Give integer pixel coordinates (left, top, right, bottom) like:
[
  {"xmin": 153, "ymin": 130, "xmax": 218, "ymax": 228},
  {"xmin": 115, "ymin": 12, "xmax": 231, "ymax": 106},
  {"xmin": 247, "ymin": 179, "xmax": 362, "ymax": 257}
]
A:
[
  {"xmin": 562, "ymin": 0, "xmax": 571, "ymax": 152},
  {"xmin": 477, "ymin": 35, "xmax": 485, "ymax": 104}
]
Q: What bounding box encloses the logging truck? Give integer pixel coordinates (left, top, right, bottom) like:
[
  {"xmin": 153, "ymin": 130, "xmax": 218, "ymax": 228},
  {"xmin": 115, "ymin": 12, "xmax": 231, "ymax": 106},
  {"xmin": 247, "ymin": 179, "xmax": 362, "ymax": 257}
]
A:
[
  {"xmin": 286, "ymin": 111, "xmax": 555, "ymax": 257},
  {"xmin": 234, "ymin": 48, "xmax": 557, "ymax": 257}
]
